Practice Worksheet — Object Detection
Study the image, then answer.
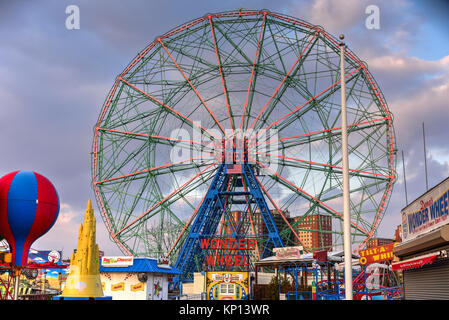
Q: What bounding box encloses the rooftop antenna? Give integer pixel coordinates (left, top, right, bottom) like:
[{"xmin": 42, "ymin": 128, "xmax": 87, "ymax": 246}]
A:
[
  {"xmin": 402, "ymin": 150, "xmax": 408, "ymax": 206},
  {"xmin": 422, "ymin": 122, "xmax": 429, "ymax": 191}
]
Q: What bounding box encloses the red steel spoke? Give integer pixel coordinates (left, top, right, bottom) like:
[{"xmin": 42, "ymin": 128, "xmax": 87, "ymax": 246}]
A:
[
  {"xmin": 209, "ymin": 16, "xmax": 234, "ymax": 135},
  {"xmin": 247, "ymin": 29, "xmax": 320, "ymax": 132},
  {"xmin": 254, "ymin": 175, "xmax": 311, "ymax": 253},
  {"xmin": 158, "ymin": 38, "xmax": 227, "ymax": 136},
  {"xmin": 255, "ymin": 160, "xmax": 369, "ymax": 235},
  {"xmin": 165, "ymin": 190, "xmax": 209, "ymax": 258},
  {"xmin": 95, "ymin": 152, "xmax": 215, "ymax": 185},
  {"xmin": 119, "ymin": 77, "xmax": 219, "ymax": 141},
  {"xmin": 252, "ymin": 65, "xmax": 364, "ymax": 139},
  {"xmin": 241, "ymin": 175, "xmax": 262, "ymax": 261},
  {"xmin": 255, "ymin": 151, "xmax": 392, "ymax": 179},
  {"xmin": 113, "ymin": 162, "xmax": 217, "ymax": 238},
  {"xmin": 214, "ymin": 179, "xmax": 232, "ymax": 258},
  {"xmin": 97, "ymin": 127, "xmax": 211, "ymax": 148},
  {"xmin": 256, "ymin": 117, "xmax": 388, "ymax": 146}
]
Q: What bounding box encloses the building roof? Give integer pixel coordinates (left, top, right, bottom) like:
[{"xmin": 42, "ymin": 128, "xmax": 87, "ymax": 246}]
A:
[
  {"xmin": 99, "ymin": 258, "xmax": 181, "ymax": 274},
  {"xmin": 254, "ymin": 250, "xmax": 359, "ymax": 267}
]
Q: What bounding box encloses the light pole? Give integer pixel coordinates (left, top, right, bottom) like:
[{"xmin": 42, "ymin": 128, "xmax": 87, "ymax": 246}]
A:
[{"xmin": 339, "ymin": 34, "xmax": 353, "ymax": 300}]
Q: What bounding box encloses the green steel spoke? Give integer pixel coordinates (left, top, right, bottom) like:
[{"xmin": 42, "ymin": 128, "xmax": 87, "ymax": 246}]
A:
[
  {"xmin": 250, "ymin": 29, "xmax": 320, "ymax": 132},
  {"xmin": 113, "ymin": 162, "xmax": 217, "ymax": 238},
  {"xmin": 258, "ymin": 161, "xmax": 370, "ymax": 237},
  {"xmin": 242, "ymin": 13, "xmax": 267, "ymax": 131},
  {"xmin": 120, "ymin": 77, "xmax": 218, "ymax": 141},
  {"xmin": 116, "ymin": 168, "xmax": 217, "ymax": 239},
  {"xmin": 209, "ymin": 16, "xmax": 235, "ymax": 132}
]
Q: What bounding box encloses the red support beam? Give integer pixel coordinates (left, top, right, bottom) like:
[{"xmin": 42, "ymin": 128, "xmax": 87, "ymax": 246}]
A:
[
  {"xmin": 158, "ymin": 38, "xmax": 227, "ymax": 136},
  {"xmin": 113, "ymin": 162, "xmax": 217, "ymax": 237}
]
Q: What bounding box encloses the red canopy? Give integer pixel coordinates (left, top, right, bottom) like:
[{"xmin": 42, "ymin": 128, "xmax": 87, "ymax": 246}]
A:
[{"xmin": 392, "ymin": 252, "xmax": 440, "ymax": 271}]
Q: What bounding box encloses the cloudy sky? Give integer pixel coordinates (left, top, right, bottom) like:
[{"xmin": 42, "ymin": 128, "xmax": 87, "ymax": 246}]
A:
[{"xmin": 1, "ymin": 0, "xmax": 448, "ymax": 258}]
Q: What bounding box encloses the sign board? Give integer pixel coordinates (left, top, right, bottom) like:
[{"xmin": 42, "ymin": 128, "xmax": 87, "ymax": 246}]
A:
[
  {"xmin": 157, "ymin": 256, "xmax": 171, "ymax": 269},
  {"xmin": 58, "ymin": 273, "xmax": 68, "ymax": 282},
  {"xmin": 111, "ymin": 282, "xmax": 125, "ymax": 291},
  {"xmin": 273, "ymin": 246, "xmax": 303, "ymax": 259},
  {"xmin": 313, "ymin": 250, "xmax": 328, "ymax": 262},
  {"xmin": 205, "ymin": 271, "xmax": 250, "ymax": 300},
  {"xmin": 401, "ymin": 177, "xmax": 449, "ymax": 242},
  {"xmin": 201, "ymin": 237, "xmax": 256, "ymax": 267},
  {"xmin": 131, "ymin": 283, "xmax": 145, "ymax": 292},
  {"xmin": 359, "ymin": 242, "xmax": 399, "ymax": 265},
  {"xmin": 101, "ymin": 256, "xmax": 134, "ymax": 267},
  {"xmin": 48, "ymin": 250, "xmax": 61, "ymax": 263},
  {"xmin": 28, "ymin": 249, "xmax": 63, "ymax": 264}
]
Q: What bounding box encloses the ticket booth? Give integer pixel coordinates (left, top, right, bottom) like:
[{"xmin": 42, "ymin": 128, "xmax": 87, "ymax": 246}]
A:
[{"xmin": 205, "ymin": 271, "xmax": 250, "ymax": 300}]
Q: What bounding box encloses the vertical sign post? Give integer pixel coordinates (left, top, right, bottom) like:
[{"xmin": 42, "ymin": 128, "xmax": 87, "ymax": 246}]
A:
[{"xmin": 339, "ymin": 34, "xmax": 353, "ymax": 300}]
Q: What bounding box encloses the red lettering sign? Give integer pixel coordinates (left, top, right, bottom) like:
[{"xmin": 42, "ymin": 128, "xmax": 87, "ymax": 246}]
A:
[{"xmin": 359, "ymin": 242, "xmax": 399, "ymax": 265}]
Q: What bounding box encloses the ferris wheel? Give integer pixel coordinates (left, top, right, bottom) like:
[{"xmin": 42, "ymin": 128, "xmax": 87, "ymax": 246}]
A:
[{"xmin": 92, "ymin": 10, "xmax": 396, "ymax": 265}]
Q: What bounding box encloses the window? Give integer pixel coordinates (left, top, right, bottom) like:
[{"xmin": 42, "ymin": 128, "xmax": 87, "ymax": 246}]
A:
[
  {"xmin": 214, "ymin": 285, "xmax": 219, "ymax": 299},
  {"xmin": 220, "ymin": 283, "xmax": 235, "ymax": 295}
]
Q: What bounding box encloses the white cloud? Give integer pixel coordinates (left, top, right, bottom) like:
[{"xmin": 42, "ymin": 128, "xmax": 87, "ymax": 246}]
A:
[{"xmin": 289, "ymin": 0, "xmax": 367, "ymax": 33}]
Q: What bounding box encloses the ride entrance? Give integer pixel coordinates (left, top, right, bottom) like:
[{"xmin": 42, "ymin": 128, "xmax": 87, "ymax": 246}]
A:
[{"xmin": 92, "ymin": 10, "xmax": 396, "ymax": 290}]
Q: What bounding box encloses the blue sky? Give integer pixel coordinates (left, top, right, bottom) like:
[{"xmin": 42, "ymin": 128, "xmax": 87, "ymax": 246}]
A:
[
  {"xmin": 0, "ymin": 0, "xmax": 448, "ymax": 258},
  {"xmin": 406, "ymin": 1, "xmax": 449, "ymax": 60}
]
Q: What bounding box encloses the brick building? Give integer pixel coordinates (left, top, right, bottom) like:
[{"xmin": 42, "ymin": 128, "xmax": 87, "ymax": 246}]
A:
[
  {"xmin": 366, "ymin": 237, "xmax": 394, "ymax": 249},
  {"xmin": 292, "ymin": 214, "xmax": 332, "ymax": 251}
]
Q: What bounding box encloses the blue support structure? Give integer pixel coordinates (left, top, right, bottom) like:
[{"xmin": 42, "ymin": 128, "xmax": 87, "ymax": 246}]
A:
[{"xmin": 172, "ymin": 139, "xmax": 285, "ymax": 288}]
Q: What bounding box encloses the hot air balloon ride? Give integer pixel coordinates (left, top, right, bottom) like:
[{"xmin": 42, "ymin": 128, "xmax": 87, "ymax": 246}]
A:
[{"xmin": 0, "ymin": 170, "xmax": 62, "ymax": 299}]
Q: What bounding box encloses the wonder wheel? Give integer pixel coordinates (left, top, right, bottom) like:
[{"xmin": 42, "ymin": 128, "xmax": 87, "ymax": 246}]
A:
[{"xmin": 92, "ymin": 10, "xmax": 396, "ymax": 270}]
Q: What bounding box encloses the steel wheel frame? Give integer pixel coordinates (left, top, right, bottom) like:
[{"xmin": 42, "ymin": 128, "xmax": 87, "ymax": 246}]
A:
[{"xmin": 92, "ymin": 9, "xmax": 396, "ymax": 260}]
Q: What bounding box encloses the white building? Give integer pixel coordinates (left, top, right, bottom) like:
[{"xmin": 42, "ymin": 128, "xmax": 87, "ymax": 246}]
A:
[{"xmin": 99, "ymin": 257, "xmax": 180, "ymax": 300}]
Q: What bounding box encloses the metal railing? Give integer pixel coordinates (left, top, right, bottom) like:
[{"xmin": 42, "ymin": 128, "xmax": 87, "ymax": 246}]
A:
[{"xmin": 171, "ymin": 292, "xmax": 207, "ymax": 300}]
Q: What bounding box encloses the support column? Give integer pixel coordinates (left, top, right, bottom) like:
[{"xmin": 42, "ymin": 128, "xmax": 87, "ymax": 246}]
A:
[{"xmin": 339, "ymin": 34, "xmax": 353, "ymax": 300}]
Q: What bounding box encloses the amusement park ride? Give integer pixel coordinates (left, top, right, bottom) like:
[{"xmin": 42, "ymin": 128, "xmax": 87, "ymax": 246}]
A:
[
  {"xmin": 1, "ymin": 9, "xmax": 398, "ymax": 300},
  {"xmin": 0, "ymin": 171, "xmax": 67, "ymax": 300},
  {"xmin": 173, "ymin": 138, "xmax": 285, "ymax": 285},
  {"xmin": 91, "ymin": 9, "xmax": 396, "ymax": 291}
]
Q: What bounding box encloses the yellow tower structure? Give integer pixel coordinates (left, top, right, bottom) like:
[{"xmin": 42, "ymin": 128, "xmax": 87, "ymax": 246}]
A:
[{"xmin": 61, "ymin": 199, "xmax": 104, "ymax": 298}]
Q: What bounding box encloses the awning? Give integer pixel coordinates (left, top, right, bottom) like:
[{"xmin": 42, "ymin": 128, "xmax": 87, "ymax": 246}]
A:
[{"xmin": 392, "ymin": 252, "xmax": 440, "ymax": 271}]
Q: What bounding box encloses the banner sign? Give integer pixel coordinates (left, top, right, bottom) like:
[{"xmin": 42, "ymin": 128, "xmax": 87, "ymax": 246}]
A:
[
  {"xmin": 111, "ymin": 282, "xmax": 125, "ymax": 291},
  {"xmin": 401, "ymin": 177, "xmax": 449, "ymax": 242},
  {"xmin": 28, "ymin": 249, "xmax": 63, "ymax": 264},
  {"xmin": 157, "ymin": 256, "xmax": 171, "ymax": 269},
  {"xmin": 101, "ymin": 256, "xmax": 134, "ymax": 267},
  {"xmin": 273, "ymin": 246, "xmax": 303, "ymax": 259},
  {"xmin": 210, "ymin": 272, "xmax": 243, "ymax": 283},
  {"xmin": 359, "ymin": 242, "xmax": 399, "ymax": 265},
  {"xmin": 201, "ymin": 237, "xmax": 256, "ymax": 267},
  {"xmin": 392, "ymin": 252, "xmax": 439, "ymax": 271},
  {"xmin": 131, "ymin": 283, "xmax": 145, "ymax": 291},
  {"xmin": 313, "ymin": 250, "xmax": 328, "ymax": 262}
]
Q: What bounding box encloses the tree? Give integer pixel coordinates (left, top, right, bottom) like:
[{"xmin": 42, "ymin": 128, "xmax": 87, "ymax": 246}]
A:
[{"xmin": 266, "ymin": 274, "xmax": 292, "ymax": 300}]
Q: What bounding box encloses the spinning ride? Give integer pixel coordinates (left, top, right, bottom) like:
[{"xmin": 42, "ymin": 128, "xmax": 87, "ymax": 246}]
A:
[{"xmin": 92, "ymin": 10, "xmax": 396, "ymax": 282}]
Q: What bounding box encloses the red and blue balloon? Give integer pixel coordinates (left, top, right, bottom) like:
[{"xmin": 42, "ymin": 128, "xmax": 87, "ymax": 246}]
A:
[{"xmin": 0, "ymin": 171, "xmax": 59, "ymax": 267}]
